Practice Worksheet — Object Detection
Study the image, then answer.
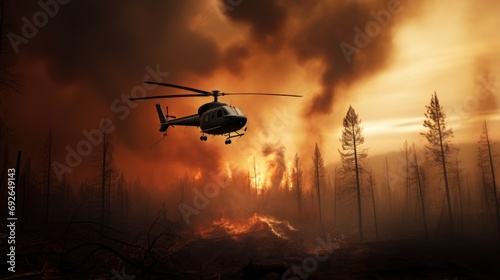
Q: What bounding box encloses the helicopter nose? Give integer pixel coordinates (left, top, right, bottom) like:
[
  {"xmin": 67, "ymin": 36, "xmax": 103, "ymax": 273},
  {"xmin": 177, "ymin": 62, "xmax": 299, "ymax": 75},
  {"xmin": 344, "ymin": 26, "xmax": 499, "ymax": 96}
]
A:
[{"xmin": 230, "ymin": 115, "xmax": 247, "ymax": 126}]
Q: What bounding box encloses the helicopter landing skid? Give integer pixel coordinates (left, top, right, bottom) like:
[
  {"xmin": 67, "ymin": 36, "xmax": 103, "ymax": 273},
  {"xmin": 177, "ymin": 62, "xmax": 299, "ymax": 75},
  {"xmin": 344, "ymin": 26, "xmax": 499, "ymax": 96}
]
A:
[
  {"xmin": 199, "ymin": 132, "xmax": 208, "ymax": 141},
  {"xmin": 224, "ymin": 130, "xmax": 245, "ymax": 145}
]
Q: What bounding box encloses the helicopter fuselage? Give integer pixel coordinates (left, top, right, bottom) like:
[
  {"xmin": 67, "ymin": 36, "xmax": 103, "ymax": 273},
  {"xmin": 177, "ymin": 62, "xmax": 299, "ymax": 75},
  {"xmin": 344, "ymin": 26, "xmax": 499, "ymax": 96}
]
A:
[
  {"xmin": 155, "ymin": 102, "xmax": 247, "ymax": 141},
  {"xmin": 199, "ymin": 102, "xmax": 247, "ymax": 135}
]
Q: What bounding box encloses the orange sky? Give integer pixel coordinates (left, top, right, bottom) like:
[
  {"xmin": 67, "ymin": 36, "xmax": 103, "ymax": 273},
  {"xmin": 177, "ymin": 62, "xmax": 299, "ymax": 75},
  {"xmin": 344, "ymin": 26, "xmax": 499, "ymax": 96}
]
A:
[{"xmin": 5, "ymin": 0, "xmax": 499, "ymax": 185}]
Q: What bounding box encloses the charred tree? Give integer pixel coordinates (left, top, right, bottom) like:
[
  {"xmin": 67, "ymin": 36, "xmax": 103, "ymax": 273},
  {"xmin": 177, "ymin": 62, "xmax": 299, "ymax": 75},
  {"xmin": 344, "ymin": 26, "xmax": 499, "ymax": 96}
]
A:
[
  {"xmin": 311, "ymin": 143, "xmax": 325, "ymax": 225},
  {"xmin": 369, "ymin": 173, "xmax": 379, "ymax": 241},
  {"xmin": 101, "ymin": 130, "xmax": 108, "ymax": 225},
  {"xmin": 116, "ymin": 172, "xmax": 126, "ymax": 224},
  {"xmin": 333, "ymin": 167, "xmax": 339, "ymax": 228},
  {"xmin": 453, "ymin": 159, "xmax": 465, "ymax": 235},
  {"xmin": 94, "ymin": 125, "xmax": 116, "ymax": 226},
  {"xmin": 339, "ymin": 106, "xmax": 368, "ymax": 242},
  {"xmin": 412, "ymin": 143, "xmax": 429, "ymax": 239},
  {"xmin": 479, "ymin": 158, "xmax": 492, "ymax": 218},
  {"xmin": 294, "ymin": 153, "xmax": 303, "ymax": 216},
  {"xmin": 478, "ymin": 121, "xmax": 499, "ymax": 237},
  {"xmin": 400, "ymin": 140, "xmax": 412, "ymax": 232},
  {"xmin": 421, "ymin": 92, "xmax": 455, "ymax": 235},
  {"xmin": 384, "ymin": 156, "xmax": 393, "ymax": 214},
  {"xmin": 44, "ymin": 129, "xmax": 53, "ymax": 225}
]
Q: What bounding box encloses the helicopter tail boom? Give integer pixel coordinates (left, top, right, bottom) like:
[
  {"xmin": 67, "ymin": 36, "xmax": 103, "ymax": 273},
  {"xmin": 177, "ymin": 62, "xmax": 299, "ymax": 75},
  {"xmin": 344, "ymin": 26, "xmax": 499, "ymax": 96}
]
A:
[{"xmin": 156, "ymin": 104, "xmax": 169, "ymax": 132}]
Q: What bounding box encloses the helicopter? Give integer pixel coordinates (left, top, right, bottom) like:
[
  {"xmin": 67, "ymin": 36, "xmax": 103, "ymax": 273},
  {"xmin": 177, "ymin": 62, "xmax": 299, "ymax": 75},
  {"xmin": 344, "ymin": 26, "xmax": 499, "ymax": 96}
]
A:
[{"xmin": 130, "ymin": 81, "xmax": 301, "ymax": 144}]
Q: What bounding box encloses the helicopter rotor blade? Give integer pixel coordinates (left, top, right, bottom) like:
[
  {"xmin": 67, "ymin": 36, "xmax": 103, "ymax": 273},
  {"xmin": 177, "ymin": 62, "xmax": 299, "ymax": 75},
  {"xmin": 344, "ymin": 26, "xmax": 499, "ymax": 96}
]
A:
[
  {"xmin": 223, "ymin": 92, "xmax": 302, "ymax": 98},
  {"xmin": 144, "ymin": 81, "xmax": 210, "ymax": 94},
  {"xmin": 129, "ymin": 94, "xmax": 207, "ymax": 101}
]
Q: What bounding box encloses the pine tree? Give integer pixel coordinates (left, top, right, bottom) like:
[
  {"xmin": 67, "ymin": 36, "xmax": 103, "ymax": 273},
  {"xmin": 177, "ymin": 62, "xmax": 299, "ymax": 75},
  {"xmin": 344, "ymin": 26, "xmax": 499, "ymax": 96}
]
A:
[
  {"xmin": 421, "ymin": 92, "xmax": 455, "ymax": 235},
  {"xmin": 311, "ymin": 143, "xmax": 325, "ymax": 224},
  {"xmin": 339, "ymin": 106, "xmax": 368, "ymax": 242}
]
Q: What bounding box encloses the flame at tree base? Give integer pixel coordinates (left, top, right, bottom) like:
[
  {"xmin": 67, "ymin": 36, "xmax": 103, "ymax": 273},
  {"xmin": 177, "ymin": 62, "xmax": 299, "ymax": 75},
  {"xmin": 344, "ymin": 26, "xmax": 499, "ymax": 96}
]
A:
[{"xmin": 196, "ymin": 213, "xmax": 298, "ymax": 240}]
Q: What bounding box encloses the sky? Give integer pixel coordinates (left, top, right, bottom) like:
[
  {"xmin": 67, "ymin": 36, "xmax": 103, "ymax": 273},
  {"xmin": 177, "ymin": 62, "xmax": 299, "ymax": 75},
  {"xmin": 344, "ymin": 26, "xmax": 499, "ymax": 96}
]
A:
[{"xmin": 3, "ymin": 0, "xmax": 500, "ymax": 186}]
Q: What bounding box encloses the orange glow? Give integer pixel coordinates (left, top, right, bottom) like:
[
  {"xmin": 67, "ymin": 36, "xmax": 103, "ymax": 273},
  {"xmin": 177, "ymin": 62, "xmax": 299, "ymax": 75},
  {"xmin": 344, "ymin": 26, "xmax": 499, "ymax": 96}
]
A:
[
  {"xmin": 193, "ymin": 170, "xmax": 202, "ymax": 181},
  {"xmin": 248, "ymin": 156, "xmax": 266, "ymax": 193},
  {"xmin": 245, "ymin": 156, "xmax": 294, "ymax": 192},
  {"xmin": 256, "ymin": 214, "xmax": 298, "ymax": 239},
  {"xmin": 196, "ymin": 214, "xmax": 297, "ymax": 240},
  {"xmin": 280, "ymin": 160, "xmax": 294, "ymax": 191}
]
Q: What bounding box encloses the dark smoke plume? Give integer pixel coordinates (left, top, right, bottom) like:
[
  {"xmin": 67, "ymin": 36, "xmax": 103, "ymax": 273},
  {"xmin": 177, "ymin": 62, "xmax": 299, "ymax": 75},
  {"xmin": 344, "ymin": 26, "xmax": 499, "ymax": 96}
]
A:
[{"xmin": 221, "ymin": 0, "xmax": 418, "ymax": 116}]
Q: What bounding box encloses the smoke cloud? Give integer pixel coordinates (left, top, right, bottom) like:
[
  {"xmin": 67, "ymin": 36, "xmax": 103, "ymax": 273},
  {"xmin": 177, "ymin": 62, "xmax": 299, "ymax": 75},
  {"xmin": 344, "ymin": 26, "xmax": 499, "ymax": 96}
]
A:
[{"xmin": 221, "ymin": 0, "xmax": 420, "ymax": 116}]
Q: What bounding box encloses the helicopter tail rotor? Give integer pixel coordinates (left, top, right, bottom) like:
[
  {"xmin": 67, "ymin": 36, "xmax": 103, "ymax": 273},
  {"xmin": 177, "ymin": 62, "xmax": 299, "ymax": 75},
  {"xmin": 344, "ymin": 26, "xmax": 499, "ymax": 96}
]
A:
[{"xmin": 156, "ymin": 104, "xmax": 170, "ymax": 133}]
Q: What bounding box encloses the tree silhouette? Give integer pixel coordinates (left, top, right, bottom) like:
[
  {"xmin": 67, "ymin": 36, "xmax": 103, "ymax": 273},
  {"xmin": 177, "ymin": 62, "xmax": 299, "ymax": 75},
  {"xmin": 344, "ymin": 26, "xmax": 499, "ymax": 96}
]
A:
[
  {"xmin": 93, "ymin": 127, "xmax": 117, "ymax": 227},
  {"xmin": 421, "ymin": 92, "xmax": 455, "ymax": 235},
  {"xmin": 339, "ymin": 105, "xmax": 367, "ymax": 242},
  {"xmin": 43, "ymin": 129, "xmax": 53, "ymax": 225},
  {"xmin": 411, "ymin": 142, "xmax": 429, "ymax": 239},
  {"xmin": 384, "ymin": 156, "xmax": 393, "ymax": 214},
  {"xmin": 293, "ymin": 153, "xmax": 303, "ymax": 216},
  {"xmin": 368, "ymin": 172, "xmax": 379, "ymax": 241},
  {"xmin": 452, "ymin": 158, "xmax": 465, "ymax": 235},
  {"xmin": 478, "ymin": 121, "xmax": 499, "ymax": 237},
  {"xmin": 311, "ymin": 143, "xmax": 325, "ymax": 224},
  {"xmin": 400, "ymin": 140, "xmax": 412, "ymax": 229}
]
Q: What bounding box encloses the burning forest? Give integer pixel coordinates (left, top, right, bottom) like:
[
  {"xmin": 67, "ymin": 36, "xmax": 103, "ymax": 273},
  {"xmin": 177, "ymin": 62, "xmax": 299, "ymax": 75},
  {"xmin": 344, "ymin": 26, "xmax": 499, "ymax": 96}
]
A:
[{"xmin": 1, "ymin": 0, "xmax": 500, "ymax": 279}]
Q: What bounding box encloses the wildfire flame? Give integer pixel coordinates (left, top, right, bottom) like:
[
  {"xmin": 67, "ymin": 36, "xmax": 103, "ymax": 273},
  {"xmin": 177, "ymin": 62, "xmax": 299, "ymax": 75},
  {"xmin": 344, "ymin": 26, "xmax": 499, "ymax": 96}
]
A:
[
  {"xmin": 193, "ymin": 169, "xmax": 202, "ymax": 181},
  {"xmin": 196, "ymin": 213, "xmax": 297, "ymax": 240},
  {"xmin": 255, "ymin": 214, "xmax": 298, "ymax": 239},
  {"xmin": 280, "ymin": 160, "xmax": 294, "ymax": 190},
  {"xmin": 248, "ymin": 156, "xmax": 295, "ymax": 193}
]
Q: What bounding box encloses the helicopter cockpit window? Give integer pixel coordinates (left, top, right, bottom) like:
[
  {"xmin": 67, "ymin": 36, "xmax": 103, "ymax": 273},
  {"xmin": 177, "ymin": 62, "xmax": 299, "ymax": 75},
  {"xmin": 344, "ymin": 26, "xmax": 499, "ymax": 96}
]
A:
[
  {"xmin": 217, "ymin": 109, "xmax": 222, "ymax": 118},
  {"xmin": 235, "ymin": 108, "xmax": 244, "ymax": 116},
  {"xmin": 224, "ymin": 107, "xmax": 237, "ymax": 115}
]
